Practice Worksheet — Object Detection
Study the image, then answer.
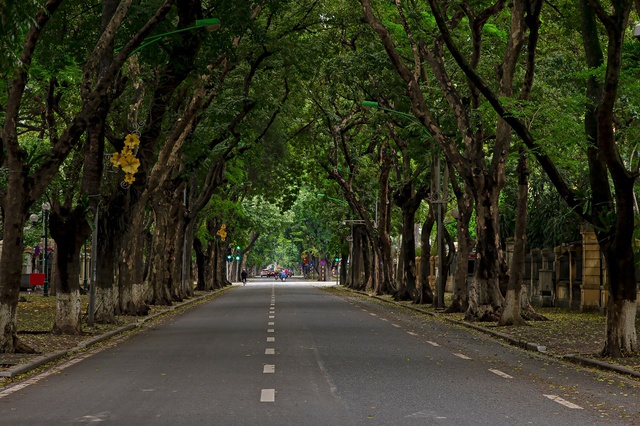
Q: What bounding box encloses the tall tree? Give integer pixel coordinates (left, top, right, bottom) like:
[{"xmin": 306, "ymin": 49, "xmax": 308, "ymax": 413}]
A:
[
  {"xmin": 0, "ymin": 0, "xmax": 175, "ymax": 352},
  {"xmin": 427, "ymin": 0, "xmax": 637, "ymax": 355}
]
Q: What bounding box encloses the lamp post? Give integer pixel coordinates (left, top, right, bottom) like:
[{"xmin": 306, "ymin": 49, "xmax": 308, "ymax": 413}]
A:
[
  {"xmin": 42, "ymin": 202, "xmax": 51, "ymax": 297},
  {"xmin": 362, "ymin": 100, "xmax": 446, "ymax": 308},
  {"xmin": 116, "ymin": 18, "xmax": 222, "ymax": 56}
]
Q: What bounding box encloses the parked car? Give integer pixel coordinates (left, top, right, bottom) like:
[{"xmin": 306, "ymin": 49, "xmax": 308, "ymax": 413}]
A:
[{"xmin": 261, "ymin": 269, "xmax": 277, "ymax": 277}]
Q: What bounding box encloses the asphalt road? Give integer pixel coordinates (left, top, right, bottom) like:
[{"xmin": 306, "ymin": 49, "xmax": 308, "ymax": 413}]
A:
[{"xmin": 0, "ymin": 278, "xmax": 638, "ymax": 425}]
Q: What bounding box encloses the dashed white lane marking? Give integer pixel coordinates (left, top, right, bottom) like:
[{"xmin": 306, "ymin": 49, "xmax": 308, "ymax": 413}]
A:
[
  {"xmin": 267, "ymin": 329, "xmax": 275, "ymax": 333},
  {"xmin": 260, "ymin": 389, "xmax": 275, "ymax": 402},
  {"xmin": 381, "ymin": 318, "xmax": 388, "ymax": 321},
  {"xmin": 489, "ymin": 369, "xmax": 513, "ymax": 379},
  {"xmin": 426, "ymin": 341, "xmax": 440, "ymax": 347},
  {"xmin": 392, "ymin": 324, "xmax": 401, "ymax": 328},
  {"xmin": 269, "ymin": 315, "xmax": 275, "ymax": 319},
  {"xmin": 268, "ymin": 322, "xmax": 275, "ymax": 326},
  {"xmin": 263, "ymin": 364, "xmax": 275, "ymax": 373},
  {"xmin": 543, "ymin": 395, "xmax": 584, "ymax": 410},
  {"xmin": 453, "ymin": 353, "xmax": 471, "ymax": 360},
  {"xmin": 265, "ymin": 348, "xmax": 275, "ymax": 355},
  {"xmin": 369, "ymin": 313, "xmax": 377, "ymax": 316},
  {"xmin": 267, "ymin": 337, "xmax": 275, "ymax": 342},
  {"xmin": 407, "ymin": 331, "xmax": 418, "ymax": 336}
]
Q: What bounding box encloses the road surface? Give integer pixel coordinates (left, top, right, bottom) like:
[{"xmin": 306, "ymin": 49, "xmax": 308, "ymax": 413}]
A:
[{"xmin": 0, "ymin": 278, "xmax": 638, "ymax": 425}]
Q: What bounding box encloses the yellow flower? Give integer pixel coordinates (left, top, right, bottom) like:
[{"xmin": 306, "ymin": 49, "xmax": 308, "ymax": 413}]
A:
[
  {"xmin": 124, "ymin": 134, "xmax": 140, "ymax": 148},
  {"xmin": 124, "ymin": 173, "xmax": 136, "ymax": 184},
  {"xmin": 110, "ymin": 152, "xmax": 121, "ymax": 167},
  {"xmin": 120, "ymin": 154, "xmax": 140, "ymax": 174}
]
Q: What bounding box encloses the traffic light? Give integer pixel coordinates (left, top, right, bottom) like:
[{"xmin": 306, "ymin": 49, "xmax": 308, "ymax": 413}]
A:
[
  {"xmin": 226, "ymin": 254, "xmax": 232, "ymax": 261},
  {"xmin": 235, "ymin": 255, "xmax": 241, "ymax": 261},
  {"xmin": 334, "ymin": 256, "xmax": 340, "ymax": 262}
]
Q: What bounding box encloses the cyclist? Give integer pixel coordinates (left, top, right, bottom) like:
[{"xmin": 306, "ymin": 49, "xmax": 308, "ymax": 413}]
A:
[{"xmin": 241, "ymin": 269, "xmax": 248, "ymax": 286}]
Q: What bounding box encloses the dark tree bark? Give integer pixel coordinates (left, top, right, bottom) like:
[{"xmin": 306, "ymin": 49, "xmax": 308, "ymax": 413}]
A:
[
  {"xmin": 445, "ymin": 163, "xmax": 474, "ymax": 313},
  {"xmin": 499, "ymin": 149, "xmax": 528, "ymax": 326},
  {"xmin": 418, "ymin": 210, "xmax": 435, "ymax": 305},
  {"xmin": 50, "ymin": 207, "xmax": 91, "ymax": 335},
  {"xmin": 394, "ymin": 182, "xmax": 429, "ymax": 301},
  {"xmin": 193, "ymin": 236, "xmax": 206, "ymax": 291}
]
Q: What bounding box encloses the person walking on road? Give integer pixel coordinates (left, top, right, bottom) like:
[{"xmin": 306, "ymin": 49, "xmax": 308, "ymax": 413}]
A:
[{"xmin": 241, "ymin": 269, "xmax": 247, "ymax": 286}]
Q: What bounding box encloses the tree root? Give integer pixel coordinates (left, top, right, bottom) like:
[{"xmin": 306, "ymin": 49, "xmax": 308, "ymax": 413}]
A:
[
  {"xmin": 465, "ymin": 304, "xmax": 501, "ymax": 322},
  {"xmin": 13, "ymin": 336, "xmax": 40, "ymax": 354},
  {"xmin": 521, "ymin": 306, "xmax": 549, "ymax": 321},
  {"xmin": 444, "ymin": 298, "xmax": 467, "ymax": 313}
]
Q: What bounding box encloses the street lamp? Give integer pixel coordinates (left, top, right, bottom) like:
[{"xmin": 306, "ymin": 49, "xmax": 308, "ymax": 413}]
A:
[
  {"xmin": 362, "ymin": 100, "xmax": 447, "ymax": 308},
  {"xmin": 116, "ymin": 18, "xmax": 222, "ymax": 56},
  {"xmin": 42, "ymin": 202, "xmax": 51, "ymax": 297}
]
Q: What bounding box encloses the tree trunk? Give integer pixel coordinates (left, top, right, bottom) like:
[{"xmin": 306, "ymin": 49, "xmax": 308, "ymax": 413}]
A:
[
  {"xmin": 417, "ymin": 211, "xmax": 434, "ymax": 304},
  {"xmin": 215, "ymin": 240, "xmax": 230, "ymax": 288},
  {"xmin": 183, "ymin": 218, "xmax": 195, "ymax": 296},
  {"xmin": 117, "ymin": 202, "xmax": 150, "ymax": 315},
  {"xmin": 395, "ymin": 194, "xmax": 423, "ymax": 301},
  {"xmin": 395, "ymin": 236, "xmax": 405, "ymax": 296},
  {"xmin": 50, "ymin": 208, "xmax": 91, "ymax": 334},
  {"xmin": 148, "ymin": 190, "xmax": 175, "ymax": 305},
  {"xmin": 339, "ymin": 250, "xmax": 348, "ymax": 286},
  {"xmin": 204, "ymin": 241, "xmax": 216, "ymax": 290},
  {"xmin": 351, "ymin": 225, "xmax": 366, "ymax": 291},
  {"xmin": 0, "ymin": 183, "xmax": 36, "ymax": 353},
  {"xmin": 465, "ymin": 188, "xmax": 505, "ymax": 321},
  {"xmin": 194, "ymin": 236, "xmax": 206, "ymax": 291},
  {"xmin": 446, "ymin": 201, "xmax": 473, "ymax": 313},
  {"xmin": 601, "ymin": 190, "xmax": 638, "ymax": 356},
  {"xmin": 499, "ymin": 149, "xmax": 528, "ymax": 326},
  {"xmin": 373, "ymin": 148, "xmax": 394, "ymax": 294},
  {"xmin": 93, "ymin": 211, "xmax": 117, "ymax": 324}
]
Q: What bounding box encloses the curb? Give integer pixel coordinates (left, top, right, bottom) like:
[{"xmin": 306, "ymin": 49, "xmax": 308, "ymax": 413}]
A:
[
  {"xmin": 563, "ymin": 354, "xmax": 640, "ymax": 379},
  {"xmin": 0, "ymin": 287, "xmax": 230, "ymax": 379},
  {"xmin": 343, "ymin": 287, "xmax": 638, "ymax": 380}
]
